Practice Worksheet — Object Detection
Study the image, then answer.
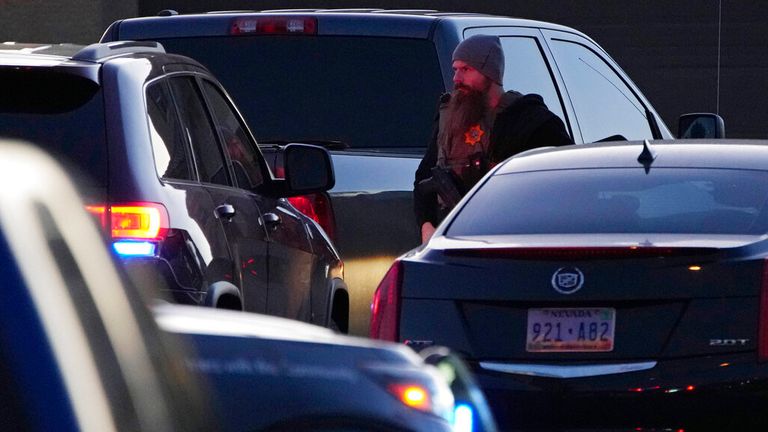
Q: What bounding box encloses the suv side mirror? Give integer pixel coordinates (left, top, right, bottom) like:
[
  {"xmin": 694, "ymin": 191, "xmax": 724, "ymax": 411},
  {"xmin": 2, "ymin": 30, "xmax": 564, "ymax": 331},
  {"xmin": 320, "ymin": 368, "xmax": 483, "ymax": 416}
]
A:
[
  {"xmin": 678, "ymin": 113, "xmax": 725, "ymax": 139},
  {"xmin": 282, "ymin": 143, "xmax": 335, "ymax": 196}
]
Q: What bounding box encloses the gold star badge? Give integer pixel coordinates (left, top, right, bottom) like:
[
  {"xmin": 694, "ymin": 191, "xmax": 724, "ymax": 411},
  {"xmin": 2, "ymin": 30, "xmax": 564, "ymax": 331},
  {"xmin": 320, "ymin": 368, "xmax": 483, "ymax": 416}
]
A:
[{"xmin": 464, "ymin": 124, "xmax": 484, "ymax": 146}]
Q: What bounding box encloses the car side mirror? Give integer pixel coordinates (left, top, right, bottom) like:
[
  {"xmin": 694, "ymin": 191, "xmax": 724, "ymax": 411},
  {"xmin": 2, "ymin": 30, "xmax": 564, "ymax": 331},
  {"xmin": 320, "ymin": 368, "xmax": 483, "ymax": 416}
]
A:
[
  {"xmin": 282, "ymin": 143, "xmax": 335, "ymax": 196},
  {"xmin": 678, "ymin": 113, "xmax": 725, "ymax": 139}
]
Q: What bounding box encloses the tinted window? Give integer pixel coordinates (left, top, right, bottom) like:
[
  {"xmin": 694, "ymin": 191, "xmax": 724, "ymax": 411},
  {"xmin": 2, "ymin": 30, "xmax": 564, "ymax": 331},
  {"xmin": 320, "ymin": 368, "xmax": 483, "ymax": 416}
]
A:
[
  {"xmin": 146, "ymin": 80, "xmax": 193, "ymax": 181},
  {"xmin": 550, "ymin": 39, "xmax": 652, "ymax": 142},
  {"xmin": 501, "ymin": 37, "xmax": 566, "ymax": 123},
  {"xmin": 200, "ymin": 80, "xmax": 264, "ymax": 189},
  {"xmin": 0, "ymin": 69, "xmax": 107, "ymax": 186},
  {"xmin": 153, "ymin": 36, "xmax": 444, "ymax": 150},
  {"xmin": 448, "ymin": 168, "xmax": 768, "ymax": 235},
  {"xmin": 168, "ymin": 76, "xmax": 229, "ymax": 186}
]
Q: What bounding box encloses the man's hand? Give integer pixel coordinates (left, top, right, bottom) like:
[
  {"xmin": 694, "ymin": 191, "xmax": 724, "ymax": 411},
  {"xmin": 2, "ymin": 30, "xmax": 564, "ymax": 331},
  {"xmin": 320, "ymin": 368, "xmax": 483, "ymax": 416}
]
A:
[{"xmin": 421, "ymin": 222, "xmax": 436, "ymax": 244}]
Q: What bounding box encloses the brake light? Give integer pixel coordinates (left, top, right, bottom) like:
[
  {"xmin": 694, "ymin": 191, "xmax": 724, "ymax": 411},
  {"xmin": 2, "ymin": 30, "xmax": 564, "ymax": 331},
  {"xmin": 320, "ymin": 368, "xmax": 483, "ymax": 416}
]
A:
[
  {"xmin": 288, "ymin": 193, "xmax": 336, "ymax": 242},
  {"xmin": 758, "ymin": 259, "xmax": 768, "ymax": 361},
  {"xmin": 370, "ymin": 260, "xmax": 402, "ymax": 341},
  {"xmin": 230, "ymin": 17, "xmax": 317, "ymax": 35}
]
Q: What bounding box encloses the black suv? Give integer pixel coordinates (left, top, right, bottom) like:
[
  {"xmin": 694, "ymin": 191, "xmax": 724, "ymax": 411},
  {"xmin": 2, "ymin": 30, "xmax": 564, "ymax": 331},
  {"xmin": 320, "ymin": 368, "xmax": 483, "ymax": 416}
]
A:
[{"xmin": 0, "ymin": 41, "xmax": 349, "ymax": 331}]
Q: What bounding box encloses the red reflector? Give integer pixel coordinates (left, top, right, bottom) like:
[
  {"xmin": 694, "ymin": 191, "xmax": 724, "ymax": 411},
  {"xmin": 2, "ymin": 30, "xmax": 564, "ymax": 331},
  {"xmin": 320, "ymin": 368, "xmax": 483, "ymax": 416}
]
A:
[
  {"xmin": 442, "ymin": 247, "xmax": 718, "ymax": 260},
  {"xmin": 758, "ymin": 259, "xmax": 768, "ymax": 362},
  {"xmin": 230, "ymin": 17, "xmax": 317, "ymax": 35},
  {"xmin": 369, "ymin": 261, "xmax": 402, "ymax": 341}
]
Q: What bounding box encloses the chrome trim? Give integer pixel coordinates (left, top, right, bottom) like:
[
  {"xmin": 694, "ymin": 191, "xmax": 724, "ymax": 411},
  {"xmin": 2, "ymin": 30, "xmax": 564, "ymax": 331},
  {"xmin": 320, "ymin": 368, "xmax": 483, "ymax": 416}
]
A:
[{"xmin": 478, "ymin": 361, "xmax": 657, "ymax": 378}]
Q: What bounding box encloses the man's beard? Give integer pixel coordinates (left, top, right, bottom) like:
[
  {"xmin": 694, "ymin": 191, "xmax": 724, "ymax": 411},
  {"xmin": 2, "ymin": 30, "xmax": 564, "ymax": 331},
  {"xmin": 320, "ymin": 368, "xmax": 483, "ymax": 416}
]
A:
[{"xmin": 442, "ymin": 83, "xmax": 490, "ymax": 145}]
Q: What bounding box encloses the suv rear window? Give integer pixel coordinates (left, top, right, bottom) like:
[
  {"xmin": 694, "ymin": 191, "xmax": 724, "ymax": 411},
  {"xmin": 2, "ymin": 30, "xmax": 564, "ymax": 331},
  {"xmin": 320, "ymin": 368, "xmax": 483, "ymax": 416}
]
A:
[
  {"xmin": 0, "ymin": 69, "xmax": 107, "ymax": 187},
  {"xmin": 153, "ymin": 36, "xmax": 444, "ymax": 151},
  {"xmin": 447, "ymin": 168, "xmax": 768, "ymax": 236}
]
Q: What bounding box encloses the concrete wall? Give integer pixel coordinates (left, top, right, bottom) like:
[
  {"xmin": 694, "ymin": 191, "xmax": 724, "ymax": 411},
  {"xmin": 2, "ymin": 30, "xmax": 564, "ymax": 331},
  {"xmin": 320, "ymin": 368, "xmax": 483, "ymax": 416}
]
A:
[{"xmin": 1, "ymin": 0, "xmax": 137, "ymax": 44}]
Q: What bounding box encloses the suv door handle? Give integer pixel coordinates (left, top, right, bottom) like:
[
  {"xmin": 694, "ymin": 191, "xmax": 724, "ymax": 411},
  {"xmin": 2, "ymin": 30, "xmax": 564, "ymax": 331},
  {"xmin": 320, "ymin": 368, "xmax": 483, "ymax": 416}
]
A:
[
  {"xmin": 215, "ymin": 204, "xmax": 236, "ymax": 220},
  {"xmin": 262, "ymin": 212, "xmax": 281, "ymax": 229}
]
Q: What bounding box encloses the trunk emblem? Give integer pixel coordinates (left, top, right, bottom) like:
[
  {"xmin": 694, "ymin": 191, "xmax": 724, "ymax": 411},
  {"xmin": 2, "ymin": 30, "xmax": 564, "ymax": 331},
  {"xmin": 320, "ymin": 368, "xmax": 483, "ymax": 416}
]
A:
[{"xmin": 551, "ymin": 267, "xmax": 584, "ymax": 294}]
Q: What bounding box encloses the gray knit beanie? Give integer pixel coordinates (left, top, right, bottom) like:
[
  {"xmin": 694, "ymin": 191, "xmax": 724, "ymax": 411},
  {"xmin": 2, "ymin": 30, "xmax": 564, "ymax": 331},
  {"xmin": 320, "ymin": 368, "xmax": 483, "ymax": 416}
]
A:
[{"xmin": 452, "ymin": 35, "xmax": 504, "ymax": 85}]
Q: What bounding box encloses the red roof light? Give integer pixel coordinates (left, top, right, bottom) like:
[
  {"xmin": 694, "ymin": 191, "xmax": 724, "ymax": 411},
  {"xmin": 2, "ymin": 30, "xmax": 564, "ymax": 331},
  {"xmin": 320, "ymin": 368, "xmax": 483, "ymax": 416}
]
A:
[{"xmin": 231, "ymin": 17, "xmax": 317, "ymax": 35}]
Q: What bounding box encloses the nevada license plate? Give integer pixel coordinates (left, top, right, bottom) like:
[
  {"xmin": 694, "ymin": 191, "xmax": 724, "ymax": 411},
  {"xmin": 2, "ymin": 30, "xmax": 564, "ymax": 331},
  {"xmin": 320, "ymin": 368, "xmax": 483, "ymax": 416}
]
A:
[{"xmin": 526, "ymin": 308, "xmax": 615, "ymax": 352}]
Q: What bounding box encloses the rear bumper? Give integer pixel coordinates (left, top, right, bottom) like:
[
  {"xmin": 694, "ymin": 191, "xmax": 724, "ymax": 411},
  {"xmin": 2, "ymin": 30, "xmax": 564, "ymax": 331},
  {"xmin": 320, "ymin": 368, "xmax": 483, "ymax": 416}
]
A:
[
  {"xmin": 120, "ymin": 257, "xmax": 205, "ymax": 305},
  {"xmin": 470, "ymin": 352, "xmax": 768, "ymax": 429}
]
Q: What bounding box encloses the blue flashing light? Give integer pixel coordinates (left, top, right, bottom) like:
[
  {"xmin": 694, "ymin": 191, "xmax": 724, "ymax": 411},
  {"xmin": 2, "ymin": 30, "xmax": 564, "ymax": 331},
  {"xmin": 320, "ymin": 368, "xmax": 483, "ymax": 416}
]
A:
[
  {"xmin": 453, "ymin": 403, "xmax": 474, "ymax": 432},
  {"xmin": 113, "ymin": 241, "xmax": 156, "ymax": 257}
]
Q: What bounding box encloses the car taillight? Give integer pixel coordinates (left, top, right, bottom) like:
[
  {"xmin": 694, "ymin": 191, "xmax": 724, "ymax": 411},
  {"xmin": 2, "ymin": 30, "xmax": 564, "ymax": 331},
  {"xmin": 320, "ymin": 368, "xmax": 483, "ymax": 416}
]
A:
[
  {"xmin": 230, "ymin": 17, "xmax": 317, "ymax": 35},
  {"xmin": 370, "ymin": 260, "xmax": 402, "ymax": 341},
  {"xmin": 86, "ymin": 202, "xmax": 169, "ymax": 257},
  {"xmin": 288, "ymin": 193, "xmax": 336, "ymax": 242},
  {"xmin": 759, "ymin": 259, "xmax": 768, "ymax": 361},
  {"xmin": 387, "ymin": 383, "xmax": 432, "ymax": 411}
]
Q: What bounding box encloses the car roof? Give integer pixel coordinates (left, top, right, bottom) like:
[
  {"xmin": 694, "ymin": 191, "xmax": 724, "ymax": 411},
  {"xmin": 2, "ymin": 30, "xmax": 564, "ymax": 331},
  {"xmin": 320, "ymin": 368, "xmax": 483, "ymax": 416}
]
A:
[
  {"xmin": 496, "ymin": 140, "xmax": 768, "ymax": 174},
  {"xmin": 0, "ymin": 41, "xmax": 208, "ymax": 82},
  {"xmin": 110, "ymin": 9, "xmax": 580, "ymax": 40}
]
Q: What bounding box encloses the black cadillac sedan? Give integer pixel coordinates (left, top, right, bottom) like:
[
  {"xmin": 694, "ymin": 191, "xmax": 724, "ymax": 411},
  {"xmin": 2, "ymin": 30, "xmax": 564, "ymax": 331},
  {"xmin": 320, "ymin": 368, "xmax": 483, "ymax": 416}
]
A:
[{"xmin": 371, "ymin": 140, "xmax": 768, "ymax": 430}]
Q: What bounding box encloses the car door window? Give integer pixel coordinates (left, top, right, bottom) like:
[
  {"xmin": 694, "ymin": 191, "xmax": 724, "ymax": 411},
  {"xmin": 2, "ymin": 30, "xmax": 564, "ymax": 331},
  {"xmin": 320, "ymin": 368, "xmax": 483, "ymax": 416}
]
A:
[
  {"xmin": 200, "ymin": 80, "xmax": 265, "ymax": 189},
  {"xmin": 146, "ymin": 80, "xmax": 193, "ymax": 181},
  {"xmin": 168, "ymin": 76, "xmax": 230, "ymax": 186},
  {"xmin": 500, "ymin": 36, "xmax": 566, "ymax": 124},
  {"xmin": 550, "ymin": 39, "xmax": 652, "ymax": 142}
]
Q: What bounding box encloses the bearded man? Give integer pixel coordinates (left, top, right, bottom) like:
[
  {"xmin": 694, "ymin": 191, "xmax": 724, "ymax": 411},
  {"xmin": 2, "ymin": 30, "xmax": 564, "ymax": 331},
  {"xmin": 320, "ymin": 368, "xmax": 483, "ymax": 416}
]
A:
[{"xmin": 414, "ymin": 34, "xmax": 573, "ymax": 243}]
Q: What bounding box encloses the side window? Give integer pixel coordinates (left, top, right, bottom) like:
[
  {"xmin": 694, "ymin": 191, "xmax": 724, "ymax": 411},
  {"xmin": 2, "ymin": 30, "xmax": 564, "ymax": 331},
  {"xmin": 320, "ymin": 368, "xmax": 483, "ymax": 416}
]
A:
[
  {"xmin": 500, "ymin": 37, "xmax": 566, "ymax": 123},
  {"xmin": 168, "ymin": 76, "xmax": 230, "ymax": 186},
  {"xmin": 146, "ymin": 80, "xmax": 193, "ymax": 181},
  {"xmin": 200, "ymin": 80, "xmax": 265, "ymax": 189},
  {"xmin": 550, "ymin": 39, "xmax": 652, "ymax": 142}
]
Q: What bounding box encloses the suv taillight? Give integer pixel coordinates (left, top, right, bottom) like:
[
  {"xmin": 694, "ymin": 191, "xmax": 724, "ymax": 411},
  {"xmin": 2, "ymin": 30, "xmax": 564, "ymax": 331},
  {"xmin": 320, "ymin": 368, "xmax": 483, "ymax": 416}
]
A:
[
  {"xmin": 288, "ymin": 193, "xmax": 336, "ymax": 242},
  {"xmin": 759, "ymin": 259, "xmax": 768, "ymax": 361},
  {"xmin": 86, "ymin": 202, "xmax": 169, "ymax": 257},
  {"xmin": 370, "ymin": 260, "xmax": 402, "ymax": 341}
]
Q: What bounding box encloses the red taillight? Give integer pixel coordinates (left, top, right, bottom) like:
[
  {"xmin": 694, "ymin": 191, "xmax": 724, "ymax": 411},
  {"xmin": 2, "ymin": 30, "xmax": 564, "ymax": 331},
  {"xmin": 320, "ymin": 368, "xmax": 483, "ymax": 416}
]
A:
[
  {"xmin": 387, "ymin": 383, "xmax": 432, "ymax": 412},
  {"xmin": 230, "ymin": 17, "xmax": 317, "ymax": 35},
  {"xmin": 85, "ymin": 202, "xmax": 169, "ymax": 240},
  {"xmin": 370, "ymin": 260, "xmax": 402, "ymax": 341},
  {"xmin": 288, "ymin": 193, "xmax": 336, "ymax": 242},
  {"xmin": 85, "ymin": 205, "xmax": 107, "ymax": 229},
  {"xmin": 758, "ymin": 259, "xmax": 768, "ymax": 361},
  {"xmin": 443, "ymin": 247, "xmax": 718, "ymax": 260}
]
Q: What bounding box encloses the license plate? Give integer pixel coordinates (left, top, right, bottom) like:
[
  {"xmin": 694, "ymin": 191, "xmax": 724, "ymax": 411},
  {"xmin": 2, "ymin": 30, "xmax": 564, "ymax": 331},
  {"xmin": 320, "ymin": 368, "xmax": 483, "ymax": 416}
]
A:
[{"xmin": 526, "ymin": 308, "xmax": 615, "ymax": 352}]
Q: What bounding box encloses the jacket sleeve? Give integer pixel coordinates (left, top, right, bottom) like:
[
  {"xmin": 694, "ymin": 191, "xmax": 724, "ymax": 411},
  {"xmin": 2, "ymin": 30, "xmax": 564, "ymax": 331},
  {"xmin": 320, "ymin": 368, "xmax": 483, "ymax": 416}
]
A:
[
  {"xmin": 528, "ymin": 114, "xmax": 574, "ymax": 149},
  {"xmin": 413, "ymin": 106, "xmax": 441, "ymax": 227}
]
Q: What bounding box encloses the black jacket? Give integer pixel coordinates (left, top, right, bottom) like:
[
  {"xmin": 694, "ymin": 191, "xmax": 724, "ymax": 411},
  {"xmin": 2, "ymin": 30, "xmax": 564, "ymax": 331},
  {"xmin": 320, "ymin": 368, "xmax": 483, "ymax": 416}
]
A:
[{"xmin": 413, "ymin": 92, "xmax": 573, "ymax": 227}]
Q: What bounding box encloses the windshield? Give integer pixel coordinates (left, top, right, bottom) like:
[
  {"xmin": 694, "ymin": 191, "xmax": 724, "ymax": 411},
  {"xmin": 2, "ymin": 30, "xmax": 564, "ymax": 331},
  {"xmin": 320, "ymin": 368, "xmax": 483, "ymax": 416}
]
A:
[
  {"xmin": 154, "ymin": 35, "xmax": 444, "ymax": 150},
  {"xmin": 447, "ymin": 168, "xmax": 768, "ymax": 236},
  {"xmin": 0, "ymin": 69, "xmax": 107, "ymax": 187}
]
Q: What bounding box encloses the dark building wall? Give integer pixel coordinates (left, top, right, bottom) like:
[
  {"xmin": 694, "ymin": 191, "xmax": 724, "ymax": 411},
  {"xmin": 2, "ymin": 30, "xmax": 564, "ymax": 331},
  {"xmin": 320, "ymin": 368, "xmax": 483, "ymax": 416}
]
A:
[
  {"xmin": 54, "ymin": 0, "xmax": 767, "ymax": 139},
  {"xmin": 1, "ymin": 0, "xmax": 138, "ymax": 44}
]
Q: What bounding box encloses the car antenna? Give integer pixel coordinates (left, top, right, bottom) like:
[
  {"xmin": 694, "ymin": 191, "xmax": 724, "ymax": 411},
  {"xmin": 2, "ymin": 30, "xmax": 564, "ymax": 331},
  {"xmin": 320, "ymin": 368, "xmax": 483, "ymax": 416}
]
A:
[{"xmin": 637, "ymin": 140, "xmax": 656, "ymax": 174}]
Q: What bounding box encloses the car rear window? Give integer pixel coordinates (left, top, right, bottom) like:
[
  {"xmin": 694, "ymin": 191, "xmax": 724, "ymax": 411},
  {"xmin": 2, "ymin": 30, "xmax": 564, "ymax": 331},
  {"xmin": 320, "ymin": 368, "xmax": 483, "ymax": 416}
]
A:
[
  {"xmin": 152, "ymin": 36, "xmax": 444, "ymax": 150},
  {"xmin": 447, "ymin": 168, "xmax": 768, "ymax": 236},
  {"xmin": 0, "ymin": 69, "xmax": 107, "ymax": 187}
]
